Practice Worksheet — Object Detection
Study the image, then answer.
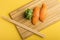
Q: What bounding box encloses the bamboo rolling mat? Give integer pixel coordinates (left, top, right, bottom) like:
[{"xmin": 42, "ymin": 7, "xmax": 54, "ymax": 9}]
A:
[{"xmin": 10, "ymin": 0, "xmax": 60, "ymax": 39}]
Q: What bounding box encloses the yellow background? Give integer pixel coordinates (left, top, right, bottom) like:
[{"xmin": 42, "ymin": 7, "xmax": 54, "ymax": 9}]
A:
[{"xmin": 0, "ymin": 0, "xmax": 60, "ymax": 40}]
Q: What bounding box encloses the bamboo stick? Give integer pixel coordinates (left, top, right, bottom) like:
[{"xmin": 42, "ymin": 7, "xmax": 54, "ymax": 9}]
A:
[{"xmin": 2, "ymin": 16, "xmax": 45, "ymax": 38}]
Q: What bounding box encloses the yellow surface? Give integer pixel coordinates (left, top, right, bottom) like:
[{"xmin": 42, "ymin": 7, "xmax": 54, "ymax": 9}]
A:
[{"xmin": 0, "ymin": 0, "xmax": 60, "ymax": 40}]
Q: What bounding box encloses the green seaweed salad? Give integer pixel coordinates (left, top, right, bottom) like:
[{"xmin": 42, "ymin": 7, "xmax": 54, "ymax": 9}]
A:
[{"xmin": 24, "ymin": 9, "xmax": 33, "ymax": 20}]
